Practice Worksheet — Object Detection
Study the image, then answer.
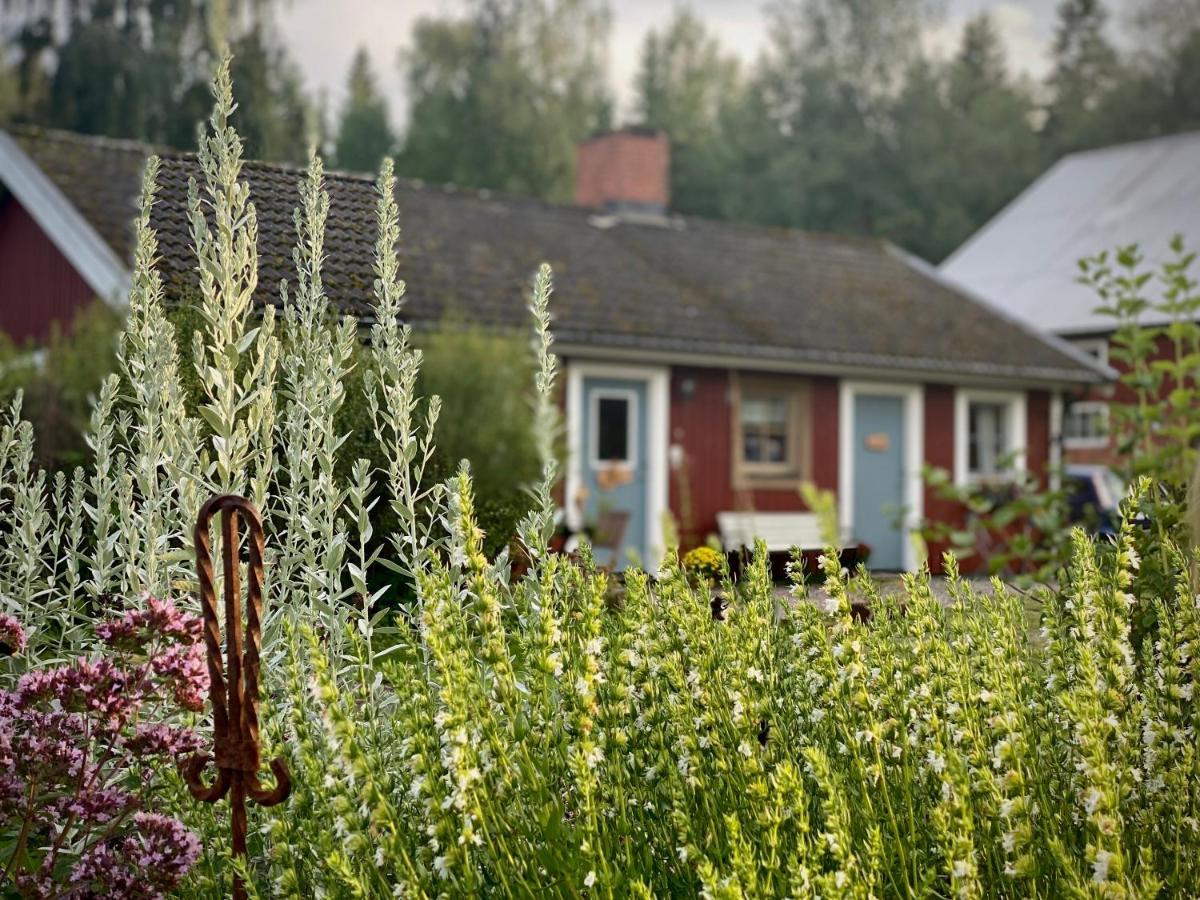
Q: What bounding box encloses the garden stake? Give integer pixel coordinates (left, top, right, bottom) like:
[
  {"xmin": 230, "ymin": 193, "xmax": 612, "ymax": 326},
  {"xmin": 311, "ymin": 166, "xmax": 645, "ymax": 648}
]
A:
[{"xmin": 184, "ymin": 495, "xmax": 291, "ymax": 900}]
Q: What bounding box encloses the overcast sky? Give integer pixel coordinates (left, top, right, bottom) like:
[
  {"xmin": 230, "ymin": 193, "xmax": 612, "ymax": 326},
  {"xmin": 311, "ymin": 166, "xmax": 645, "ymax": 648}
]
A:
[{"xmin": 278, "ymin": 1, "xmax": 1142, "ymax": 127}]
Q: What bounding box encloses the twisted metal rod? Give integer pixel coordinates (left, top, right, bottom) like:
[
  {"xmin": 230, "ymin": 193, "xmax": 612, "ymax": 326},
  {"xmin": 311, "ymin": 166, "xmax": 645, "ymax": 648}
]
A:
[{"xmin": 184, "ymin": 495, "xmax": 290, "ymax": 900}]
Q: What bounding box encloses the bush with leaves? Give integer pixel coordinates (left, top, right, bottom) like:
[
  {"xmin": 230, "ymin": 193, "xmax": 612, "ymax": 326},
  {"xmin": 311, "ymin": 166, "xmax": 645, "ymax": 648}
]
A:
[
  {"xmin": 922, "ymin": 238, "xmax": 1199, "ymax": 600},
  {"xmin": 3, "ymin": 55, "xmax": 1200, "ymax": 899},
  {"xmin": 0, "ymin": 301, "xmax": 121, "ymax": 471},
  {"xmin": 921, "ymin": 464, "xmax": 1074, "ymax": 588}
]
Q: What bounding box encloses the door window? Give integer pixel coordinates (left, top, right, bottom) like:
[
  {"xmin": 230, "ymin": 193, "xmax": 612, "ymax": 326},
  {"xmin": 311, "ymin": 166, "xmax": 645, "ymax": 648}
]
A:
[{"xmin": 590, "ymin": 391, "xmax": 636, "ymax": 467}]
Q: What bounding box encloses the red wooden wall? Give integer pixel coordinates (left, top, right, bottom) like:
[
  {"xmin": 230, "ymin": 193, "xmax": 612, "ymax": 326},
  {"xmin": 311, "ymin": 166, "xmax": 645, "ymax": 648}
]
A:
[
  {"xmin": 0, "ymin": 195, "xmax": 94, "ymax": 344},
  {"xmin": 668, "ymin": 367, "xmax": 839, "ymax": 550},
  {"xmin": 922, "ymin": 384, "xmax": 957, "ymax": 569}
]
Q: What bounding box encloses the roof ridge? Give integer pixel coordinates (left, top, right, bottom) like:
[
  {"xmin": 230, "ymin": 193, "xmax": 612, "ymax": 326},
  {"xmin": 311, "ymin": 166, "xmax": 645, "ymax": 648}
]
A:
[
  {"xmin": 6, "ymin": 125, "xmax": 167, "ymax": 156},
  {"xmin": 1059, "ymin": 128, "xmax": 1200, "ymax": 163}
]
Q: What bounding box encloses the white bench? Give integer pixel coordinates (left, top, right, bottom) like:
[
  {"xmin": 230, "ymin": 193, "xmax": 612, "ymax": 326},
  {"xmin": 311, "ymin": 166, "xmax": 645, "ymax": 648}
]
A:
[{"xmin": 716, "ymin": 511, "xmax": 829, "ymax": 554}]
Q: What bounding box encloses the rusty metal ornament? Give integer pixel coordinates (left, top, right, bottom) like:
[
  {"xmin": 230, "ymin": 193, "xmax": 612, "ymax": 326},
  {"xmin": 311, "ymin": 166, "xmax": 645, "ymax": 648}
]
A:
[{"xmin": 184, "ymin": 495, "xmax": 291, "ymax": 900}]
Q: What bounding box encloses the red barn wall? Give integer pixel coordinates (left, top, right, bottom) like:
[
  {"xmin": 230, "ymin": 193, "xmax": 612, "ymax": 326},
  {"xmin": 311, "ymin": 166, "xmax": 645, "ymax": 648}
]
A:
[
  {"xmin": 1065, "ymin": 332, "xmax": 1173, "ymax": 467},
  {"xmin": 0, "ymin": 195, "xmax": 95, "ymax": 344},
  {"xmin": 1026, "ymin": 390, "xmax": 1051, "ymax": 481}
]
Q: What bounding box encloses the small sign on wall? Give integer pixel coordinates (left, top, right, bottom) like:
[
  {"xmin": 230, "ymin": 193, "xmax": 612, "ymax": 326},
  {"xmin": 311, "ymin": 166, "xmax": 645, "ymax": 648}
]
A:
[{"xmin": 864, "ymin": 432, "xmax": 891, "ymax": 452}]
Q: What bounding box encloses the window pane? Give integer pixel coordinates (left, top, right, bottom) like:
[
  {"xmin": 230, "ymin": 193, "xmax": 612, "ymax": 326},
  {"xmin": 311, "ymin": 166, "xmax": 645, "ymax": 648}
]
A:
[
  {"xmin": 741, "ymin": 397, "xmax": 787, "ymax": 428},
  {"xmin": 969, "ymin": 401, "xmax": 1008, "ymax": 476},
  {"xmin": 764, "ymin": 432, "xmax": 787, "ymax": 463},
  {"xmin": 1065, "ymin": 405, "xmax": 1108, "ymax": 442},
  {"xmin": 741, "ymin": 394, "xmax": 791, "ymax": 465},
  {"xmin": 596, "ymin": 396, "xmax": 630, "ymax": 462},
  {"xmin": 743, "ymin": 431, "xmax": 763, "ymax": 462}
]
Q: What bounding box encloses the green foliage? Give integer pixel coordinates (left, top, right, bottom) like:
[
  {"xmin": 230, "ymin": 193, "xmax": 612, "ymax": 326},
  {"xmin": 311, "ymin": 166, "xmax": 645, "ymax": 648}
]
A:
[
  {"xmin": 626, "ymin": 0, "xmax": 1200, "ymax": 262},
  {"xmin": 923, "ymin": 238, "xmax": 1199, "ymax": 616},
  {"xmin": 176, "ymin": 487, "xmax": 1200, "ymax": 898},
  {"xmin": 0, "ymin": 301, "xmax": 120, "ymax": 470},
  {"xmin": 922, "ymin": 465, "xmax": 1074, "ymax": 589},
  {"xmin": 634, "ymin": 9, "xmax": 743, "ymax": 220},
  {"xmin": 1042, "ymin": 0, "xmax": 1125, "ymax": 157},
  {"xmin": 399, "ymin": 0, "xmax": 612, "ymax": 201},
  {"xmin": 1081, "ymin": 237, "xmax": 1200, "ymax": 620},
  {"xmin": 334, "ymin": 47, "xmax": 395, "ymax": 173},
  {"xmin": 3, "ymin": 0, "xmax": 311, "ymax": 161},
  {"xmin": 416, "ymin": 320, "xmax": 543, "ymax": 552}
]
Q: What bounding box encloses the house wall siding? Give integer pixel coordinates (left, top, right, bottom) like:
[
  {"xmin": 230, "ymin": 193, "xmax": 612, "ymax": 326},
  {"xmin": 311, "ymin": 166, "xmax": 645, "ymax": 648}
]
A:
[
  {"xmin": 1027, "ymin": 390, "xmax": 1051, "ymax": 481},
  {"xmin": 0, "ymin": 195, "xmax": 93, "ymax": 344},
  {"xmin": 668, "ymin": 367, "xmax": 840, "ymax": 550},
  {"xmin": 923, "ymin": 384, "xmax": 957, "ymax": 569},
  {"xmin": 1064, "ymin": 332, "xmax": 1173, "ymax": 467}
]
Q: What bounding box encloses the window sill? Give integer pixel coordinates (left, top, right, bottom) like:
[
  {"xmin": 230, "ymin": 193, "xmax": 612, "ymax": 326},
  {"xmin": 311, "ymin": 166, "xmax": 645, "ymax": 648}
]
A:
[{"xmin": 733, "ymin": 467, "xmax": 804, "ymax": 491}]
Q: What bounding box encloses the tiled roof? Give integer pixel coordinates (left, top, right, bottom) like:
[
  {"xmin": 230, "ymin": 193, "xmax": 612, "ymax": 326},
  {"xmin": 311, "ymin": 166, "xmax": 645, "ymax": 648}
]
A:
[{"xmin": 9, "ymin": 127, "xmax": 1103, "ymax": 383}]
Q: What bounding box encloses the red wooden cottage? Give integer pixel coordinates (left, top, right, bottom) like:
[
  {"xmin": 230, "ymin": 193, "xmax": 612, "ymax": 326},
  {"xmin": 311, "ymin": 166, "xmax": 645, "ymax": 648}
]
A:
[{"xmin": 0, "ymin": 127, "xmax": 1108, "ymax": 572}]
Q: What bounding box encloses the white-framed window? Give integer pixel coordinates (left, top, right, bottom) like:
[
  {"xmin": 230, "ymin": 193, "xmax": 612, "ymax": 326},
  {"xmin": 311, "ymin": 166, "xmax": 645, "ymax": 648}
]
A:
[
  {"xmin": 589, "ymin": 389, "xmax": 638, "ymax": 468},
  {"xmin": 731, "ymin": 374, "xmax": 811, "ymax": 486},
  {"xmin": 954, "ymin": 389, "xmax": 1027, "ymax": 486},
  {"xmin": 1070, "ymin": 337, "xmax": 1109, "ymax": 367},
  {"xmin": 1063, "ymin": 401, "xmax": 1110, "ymax": 449}
]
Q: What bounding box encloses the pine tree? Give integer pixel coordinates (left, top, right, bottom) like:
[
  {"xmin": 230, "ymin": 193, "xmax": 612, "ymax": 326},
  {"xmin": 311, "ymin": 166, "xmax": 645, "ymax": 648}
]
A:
[
  {"xmin": 633, "ymin": 9, "xmax": 741, "ymax": 217},
  {"xmin": 1043, "ymin": 0, "xmax": 1123, "ymax": 155},
  {"xmin": 399, "ymin": 0, "xmax": 611, "ymax": 201},
  {"xmin": 3, "ymin": 0, "xmax": 311, "ymax": 161},
  {"xmin": 334, "ymin": 47, "xmax": 394, "ymax": 173}
]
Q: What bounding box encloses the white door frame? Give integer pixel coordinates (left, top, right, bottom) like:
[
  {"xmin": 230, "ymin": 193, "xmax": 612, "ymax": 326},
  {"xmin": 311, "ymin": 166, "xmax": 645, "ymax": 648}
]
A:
[
  {"xmin": 566, "ymin": 360, "xmax": 671, "ymax": 566},
  {"xmin": 838, "ymin": 380, "xmax": 925, "ymax": 572}
]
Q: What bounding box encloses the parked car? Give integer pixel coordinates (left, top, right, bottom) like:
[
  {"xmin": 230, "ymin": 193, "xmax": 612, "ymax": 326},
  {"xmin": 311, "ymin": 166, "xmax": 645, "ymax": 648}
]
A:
[{"xmin": 1064, "ymin": 465, "xmax": 1125, "ymax": 535}]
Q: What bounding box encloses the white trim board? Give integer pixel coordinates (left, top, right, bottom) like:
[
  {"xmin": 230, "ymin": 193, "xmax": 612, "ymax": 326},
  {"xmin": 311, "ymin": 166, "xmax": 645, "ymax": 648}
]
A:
[
  {"xmin": 837, "ymin": 381, "xmax": 925, "ymax": 572},
  {"xmin": 0, "ymin": 131, "xmax": 131, "ymax": 309},
  {"xmin": 565, "ymin": 360, "xmax": 670, "ymax": 567},
  {"xmin": 953, "ymin": 388, "xmax": 1028, "ymax": 487}
]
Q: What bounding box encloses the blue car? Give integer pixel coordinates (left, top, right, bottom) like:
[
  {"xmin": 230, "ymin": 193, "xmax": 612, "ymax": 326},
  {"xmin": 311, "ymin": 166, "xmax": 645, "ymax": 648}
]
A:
[{"xmin": 1064, "ymin": 465, "xmax": 1125, "ymax": 536}]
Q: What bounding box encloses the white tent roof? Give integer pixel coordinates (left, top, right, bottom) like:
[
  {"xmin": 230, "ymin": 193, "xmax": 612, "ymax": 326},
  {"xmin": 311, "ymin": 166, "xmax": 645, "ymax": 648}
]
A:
[{"xmin": 940, "ymin": 130, "xmax": 1200, "ymax": 336}]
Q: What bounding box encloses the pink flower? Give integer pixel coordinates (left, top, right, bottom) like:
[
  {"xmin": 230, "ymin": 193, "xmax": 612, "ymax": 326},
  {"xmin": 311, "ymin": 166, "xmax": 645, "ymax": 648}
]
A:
[
  {"xmin": 1, "ymin": 595, "xmax": 206, "ymax": 896},
  {"xmin": 0, "ymin": 613, "xmax": 26, "ymax": 655},
  {"xmin": 149, "ymin": 641, "xmax": 208, "ymax": 712},
  {"xmin": 96, "ymin": 595, "xmax": 203, "ymax": 649},
  {"xmin": 68, "ymin": 812, "xmax": 201, "ymax": 898}
]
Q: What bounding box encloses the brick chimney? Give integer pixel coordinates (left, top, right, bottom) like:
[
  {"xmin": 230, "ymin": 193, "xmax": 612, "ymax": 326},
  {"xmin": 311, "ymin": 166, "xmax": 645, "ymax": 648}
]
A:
[{"xmin": 575, "ymin": 128, "xmax": 670, "ymax": 214}]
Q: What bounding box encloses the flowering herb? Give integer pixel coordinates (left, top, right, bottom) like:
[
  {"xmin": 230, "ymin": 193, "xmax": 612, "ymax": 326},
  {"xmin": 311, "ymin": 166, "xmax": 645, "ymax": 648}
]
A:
[
  {"xmin": 0, "ymin": 614, "xmax": 27, "ymax": 656},
  {"xmin": 0, "ymin": 596, "xmax": 204, "ymax": 897}
]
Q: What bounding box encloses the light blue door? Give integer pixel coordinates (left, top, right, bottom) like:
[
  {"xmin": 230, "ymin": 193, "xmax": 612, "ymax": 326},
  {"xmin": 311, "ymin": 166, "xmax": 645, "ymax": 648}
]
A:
[
  {"xmin": 581, "ymin": 376, "xmax": 648, "ymax": 570},
  {"xmin": 853, "ymin": 394, "xmax": 906, "ymax": 570}
]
